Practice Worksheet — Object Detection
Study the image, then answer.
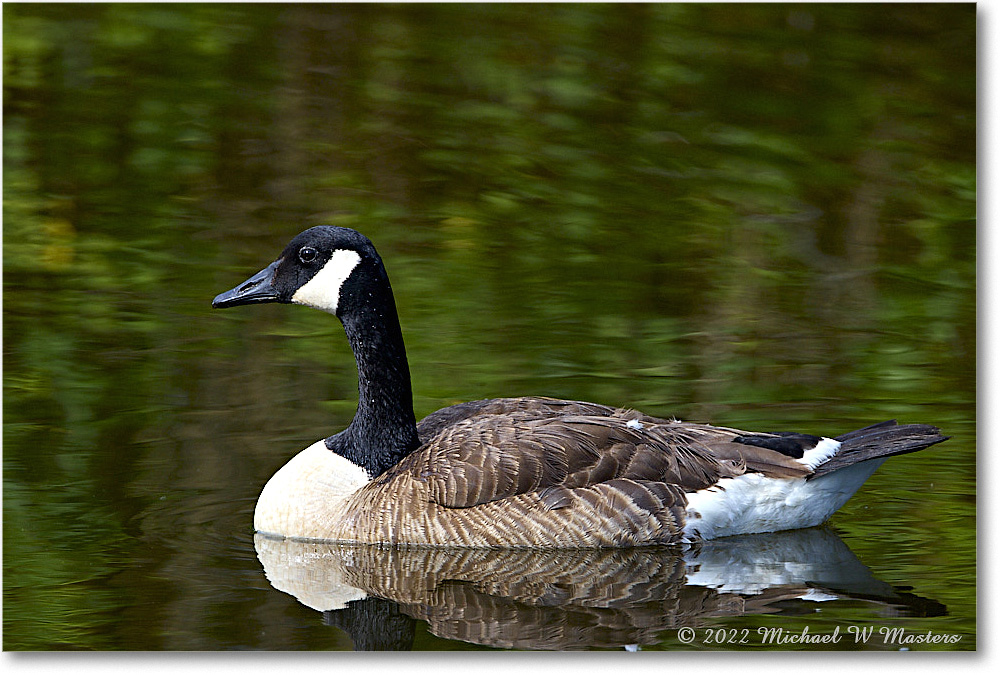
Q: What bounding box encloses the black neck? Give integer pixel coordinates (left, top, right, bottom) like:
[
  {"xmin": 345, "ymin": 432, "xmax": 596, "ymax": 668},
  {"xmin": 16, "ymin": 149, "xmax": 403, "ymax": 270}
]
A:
[{"xmin": 325, "ymin": 275, "xmax": 420, "ymax": 477}]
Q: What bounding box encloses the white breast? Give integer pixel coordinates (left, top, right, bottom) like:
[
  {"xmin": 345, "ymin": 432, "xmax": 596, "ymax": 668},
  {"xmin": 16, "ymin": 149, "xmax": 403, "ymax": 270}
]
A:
[{"xmin": 254, "ymin": 439, "xmax": 371, "ymax": 540}]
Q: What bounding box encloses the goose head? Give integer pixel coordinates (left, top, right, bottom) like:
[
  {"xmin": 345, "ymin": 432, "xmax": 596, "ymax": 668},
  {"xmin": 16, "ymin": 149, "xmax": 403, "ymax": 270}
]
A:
[
  {"xmin": 212, "ymin": 225, "xmax": 385, "ymax": 317},
  {"xmin": 212, "ymin": 226, "xmax": 420, "ymax": 478}
]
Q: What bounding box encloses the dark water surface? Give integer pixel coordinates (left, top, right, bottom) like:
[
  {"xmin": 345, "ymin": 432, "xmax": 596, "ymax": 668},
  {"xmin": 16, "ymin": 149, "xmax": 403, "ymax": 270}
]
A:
[{"xmin": 3, "ymin": 4, "xmax": 975, "ymax": 651}]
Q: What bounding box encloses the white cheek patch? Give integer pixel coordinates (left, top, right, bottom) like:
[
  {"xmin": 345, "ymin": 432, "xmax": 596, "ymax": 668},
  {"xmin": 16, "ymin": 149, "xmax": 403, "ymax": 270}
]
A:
[{"xmin": 291, "ymin": 249, "xmax": 362, "ymax": 314}]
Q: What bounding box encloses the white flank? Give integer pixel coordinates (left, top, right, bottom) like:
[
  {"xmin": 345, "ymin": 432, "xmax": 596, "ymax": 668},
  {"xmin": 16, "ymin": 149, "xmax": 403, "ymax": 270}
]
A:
[
  {"xmin": 254, "ymin": 439, "xmax": 371, "ymax": 540},
  {"xmin": 626, "ymin": 419, "xmax": 644, "ymax": 430},
  {"xmin": 683, "ymin": 457, "xmax": 887, "ymax": 540},
  {"xmin": 291, "ymin": 249, "xmax": 362, "ymax": 314},
  {"xmin": 797, "ymin": 436, "xmax": 842, "ymax": 470}
]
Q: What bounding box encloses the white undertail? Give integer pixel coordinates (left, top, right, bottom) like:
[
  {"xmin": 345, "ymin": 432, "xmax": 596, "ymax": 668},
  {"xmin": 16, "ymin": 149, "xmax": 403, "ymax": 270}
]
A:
[{"xmin": 684, "ymin": 440, "xmax": 886, "ymax": 541}]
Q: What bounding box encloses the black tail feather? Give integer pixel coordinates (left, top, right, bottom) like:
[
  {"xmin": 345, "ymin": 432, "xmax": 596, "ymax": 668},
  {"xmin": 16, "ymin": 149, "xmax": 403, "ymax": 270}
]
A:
[
  {"xmin": 809, "ymin": 421, "xmax": 949, "ymax": 478},
  {"xmin": 833, "ymin": 420, "xmax": 899, "ymax": 443}
]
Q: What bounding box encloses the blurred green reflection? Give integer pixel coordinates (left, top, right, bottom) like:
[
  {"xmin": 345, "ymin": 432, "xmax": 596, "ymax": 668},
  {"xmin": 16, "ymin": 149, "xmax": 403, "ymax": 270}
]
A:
[{"xmin": 3, "ymin": 3, "xmax": 974, "ymax": 650}]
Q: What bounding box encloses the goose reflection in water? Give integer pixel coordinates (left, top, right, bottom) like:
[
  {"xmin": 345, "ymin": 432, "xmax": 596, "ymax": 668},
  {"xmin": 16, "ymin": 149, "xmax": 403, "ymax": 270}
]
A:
[{"xmin": 253, "ymin": 528, "xmax": 944, "ymax": 651}]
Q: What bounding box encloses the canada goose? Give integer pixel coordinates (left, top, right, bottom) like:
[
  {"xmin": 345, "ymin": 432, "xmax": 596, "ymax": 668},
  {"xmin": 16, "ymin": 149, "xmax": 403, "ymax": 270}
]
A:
[{"xmin": 212, "ymin": 226, "xmax": 947, "ymax": 547}]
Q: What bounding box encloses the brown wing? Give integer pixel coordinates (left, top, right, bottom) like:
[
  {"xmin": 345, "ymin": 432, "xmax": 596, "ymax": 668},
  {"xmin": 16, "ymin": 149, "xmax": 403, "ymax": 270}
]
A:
[
  {"xmin": 396, "ymin": 397, "xmax": 804, "ymax": 510},
  {"xmin": 656, "ymin": 420, "xmax": 814, "ymax": 479},
  {"xmin": 341, "ymin": 398, "xmax": 821, "ymax": 546}
]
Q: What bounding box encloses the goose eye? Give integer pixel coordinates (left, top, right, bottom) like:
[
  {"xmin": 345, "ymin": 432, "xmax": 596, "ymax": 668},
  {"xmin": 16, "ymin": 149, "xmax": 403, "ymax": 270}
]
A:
[{"xmin": 298, "ymin": 246, "xmax": 319, "ymax": 264}]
